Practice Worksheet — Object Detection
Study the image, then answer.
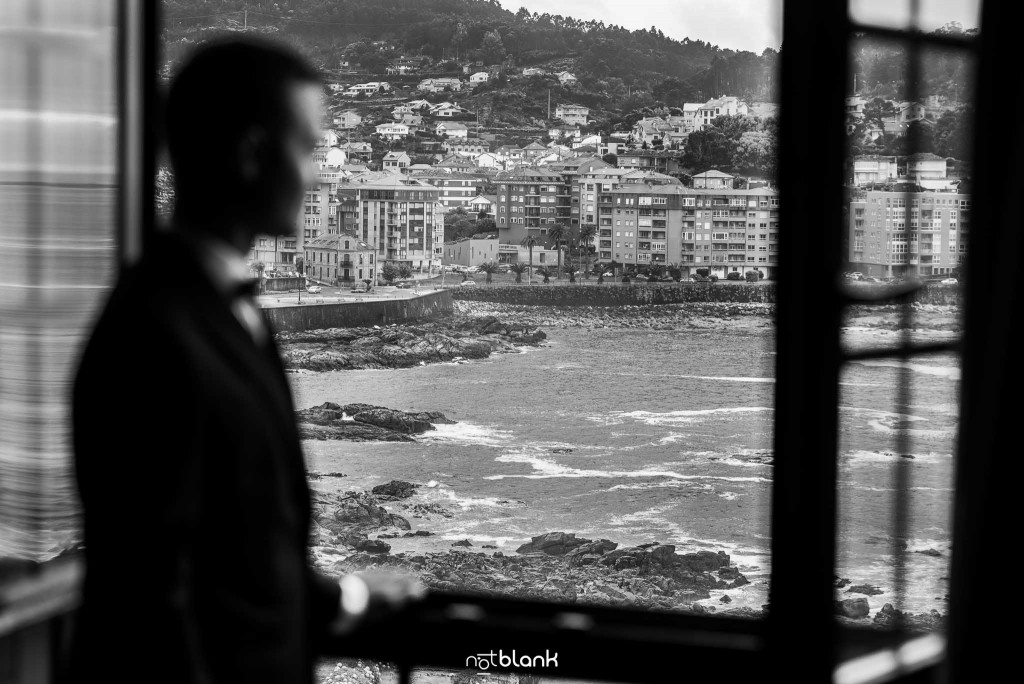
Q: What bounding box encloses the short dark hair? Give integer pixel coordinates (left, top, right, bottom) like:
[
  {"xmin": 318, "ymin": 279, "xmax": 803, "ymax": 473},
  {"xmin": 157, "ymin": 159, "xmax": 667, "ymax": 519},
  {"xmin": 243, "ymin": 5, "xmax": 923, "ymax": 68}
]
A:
[{"xmin": 165, "ymin": 36, "xmax": 321, "ymax": 197}]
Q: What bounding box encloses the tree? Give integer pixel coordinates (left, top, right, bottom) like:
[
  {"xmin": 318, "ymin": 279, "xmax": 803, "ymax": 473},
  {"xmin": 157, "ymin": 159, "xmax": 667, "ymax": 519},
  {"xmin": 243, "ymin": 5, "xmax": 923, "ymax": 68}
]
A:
[
  {"xmin": 547, "ymin": 224, "xmax": 569, "ymax": 279},
  {"xmin": 577, "ymin": 223, "xmax": 597, "ymax": 276},
  {"xmin": 294, "ymin": 256, "xmax": 304, "ymax": 275},
  {"xmin": 480, "ymin": 29, "xmax": 506, "ymax": 65},
  {"xmin": 398, "ymin": 264, "xmax": 413, "ymax": 279},
  {"xmin": 667, "ymin": 262, "xmax": 684, "ymax": 282},
  {"xmin": 254, "ymin": 261, "xmax": 265, "ymax": 294},
  {"xmin": 509, "ymin": 262, "xmax": 530, "ymax": 284},
  {"xmin": 565, "ymin": 264, "xmax": 579, "ymax": 283},
  {"xmin": 520, "ymin": 234, "xmax": 539, "ymax": 285},
  {"xmin": 380, "ymin": 261, "xmax": 400, "ymax": 283},
  {"xmin": 535, "ymin": 267, "xmax": 552, "ymax": 284},
  {"xmin": 601, "ymin": 153, "xmax": 618, "ymax": 166},
  {"xmin": 478, "ymin": 261, "xmax": 500, "ymax": 284}
]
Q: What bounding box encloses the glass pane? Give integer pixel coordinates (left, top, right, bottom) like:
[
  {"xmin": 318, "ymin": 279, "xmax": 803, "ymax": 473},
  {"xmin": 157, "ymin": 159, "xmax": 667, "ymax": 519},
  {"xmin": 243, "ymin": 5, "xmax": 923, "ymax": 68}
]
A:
[
  {"xmin": 161, "ymin": 3, "xmax": 781, "ymax": 674},
  {"xmin": 0, "ymin": 0, "xmax": 118, "ymax": 570},
  {"xmin": 839, "ymin": 26, "xmax": 971, "ymax": 633},
  {"xmin": 850, "ymin": 0, "xmax": 981, "ymax": 35}
]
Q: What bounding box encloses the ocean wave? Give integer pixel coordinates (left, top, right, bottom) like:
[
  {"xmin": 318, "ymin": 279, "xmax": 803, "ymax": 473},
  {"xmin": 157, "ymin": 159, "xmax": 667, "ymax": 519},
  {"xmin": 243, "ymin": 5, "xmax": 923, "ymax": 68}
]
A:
[
  {"xmin": 616, "ymin": 407, "xmax": 773, "ymax": 426},
  {"xmin": 843, "ymin": 450, "xmax": 953, "ymax": 466},
  {"xmin": 423, "ymin": 486, "xmax": 528, "ymax": 510},
  {"xmin": 419, "ymin": 422, "xmax": 514, "ymax": 447},
  {"xmin": 486, "ymin": 450, "xmax": 772, "ymax": 483},
  {"xmin": 851, "ymin": 359, "xmax": 961, "ymax": 381}
]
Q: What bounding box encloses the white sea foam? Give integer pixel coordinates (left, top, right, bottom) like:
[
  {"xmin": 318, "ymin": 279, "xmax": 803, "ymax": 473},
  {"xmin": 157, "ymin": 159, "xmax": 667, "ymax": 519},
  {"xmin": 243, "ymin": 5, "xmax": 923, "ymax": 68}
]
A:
[
  {"xmin": 420, "ymin": 422, "xmax": 514, "ymax": 447},
  {"xmin": 843, "ymin": 450, "xmax": 952, "ymax": 466},
  {"xmin": 616, "ymin": 407, "xmax": 773, "ymax": 426},
  {"xmin": 851, "ymin": 359, "xmax": 961, "ymax": 381},
  {"xmin": 717, "ymin": 491, "xmax": 741, "ymax": 500},
  {"xmin": 486, "ymin": 450, "xmax": 772, "ymax": 483},
  {"xmin": 423, "ymin": 486, "xmax": 527, "ymax": 510}
]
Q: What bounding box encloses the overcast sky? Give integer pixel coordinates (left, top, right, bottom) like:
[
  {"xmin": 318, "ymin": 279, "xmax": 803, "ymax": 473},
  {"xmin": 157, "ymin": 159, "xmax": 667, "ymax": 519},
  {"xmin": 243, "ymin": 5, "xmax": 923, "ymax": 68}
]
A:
[{"xmin": 496, "ymin": 0, "xmax": 982, "ymax": 54}]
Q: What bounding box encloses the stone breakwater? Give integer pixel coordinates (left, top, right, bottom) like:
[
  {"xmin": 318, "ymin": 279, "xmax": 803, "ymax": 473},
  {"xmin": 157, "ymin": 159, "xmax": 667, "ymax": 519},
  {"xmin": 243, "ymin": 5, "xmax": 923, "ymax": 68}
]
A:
[
  {"xmin": 452, "ymin": 283, "xmax": 962, "ymax": 307},
  {"xmin": 451, "ymin": 301, "xmax": 961, "ymax": 333},
  {"xmin": 308, "ymin": 484, "xmax": 945, "ymax": 630},
  {"xmin": 296, "ymin": 402, "xmax": 455, "ymax": 442},
  {"xmin": 453, "ymin": 301, "xmax": 775, "ymax": 331},
  {"xmin": 275, "ymin": 315, "xmax": 546, "ymax": 371}
]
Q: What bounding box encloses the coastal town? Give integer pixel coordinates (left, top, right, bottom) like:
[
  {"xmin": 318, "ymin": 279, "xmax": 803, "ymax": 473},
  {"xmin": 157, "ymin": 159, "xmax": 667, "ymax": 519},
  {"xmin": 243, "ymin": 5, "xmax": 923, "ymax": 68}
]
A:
[{"xmin": 154, "ymin": 15, "xmax": 971, "ymax": 294}]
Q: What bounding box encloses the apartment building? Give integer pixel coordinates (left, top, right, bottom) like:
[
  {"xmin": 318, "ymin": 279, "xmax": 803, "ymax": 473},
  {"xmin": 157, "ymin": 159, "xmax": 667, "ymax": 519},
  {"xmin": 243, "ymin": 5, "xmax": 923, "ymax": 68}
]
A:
[
  {"xmin": 554, "ymin": 103, "xmax": 590, "ymax": 126},
  {"xmin": 849, "ymin": 189, "xmax": 969, "ymax": 277},
  {"xmin": 595, "ymin": 186, "xmax": 779, "ymax": 278},
  {"xmin": 413, "ymin": 171, "xmax": 484, "ymax": 211},
  {"xmin": 347, "ymin": 175, "xmax": 445, "ymax": 274},
  {"xmin": 494, "ymin": 166, "xmax": 572, "ymax": 244}
]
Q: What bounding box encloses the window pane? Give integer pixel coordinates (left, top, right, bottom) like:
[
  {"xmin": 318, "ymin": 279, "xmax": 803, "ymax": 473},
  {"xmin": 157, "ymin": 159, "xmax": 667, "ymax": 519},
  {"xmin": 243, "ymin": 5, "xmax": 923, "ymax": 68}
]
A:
[
  {"xmin": 839, "ymin": 21, "xmax": 974, "ymax": 633},
  {"xmin": 161, "ymin": 0, "xmax": 781, "ymax": 646},
  {"xmin": 850, "ymin": 0, "xmax": 981, "ymax": 35},
  {"xmin": 0, "ymin": 0, "xmax": 118, "ymax": 568}
]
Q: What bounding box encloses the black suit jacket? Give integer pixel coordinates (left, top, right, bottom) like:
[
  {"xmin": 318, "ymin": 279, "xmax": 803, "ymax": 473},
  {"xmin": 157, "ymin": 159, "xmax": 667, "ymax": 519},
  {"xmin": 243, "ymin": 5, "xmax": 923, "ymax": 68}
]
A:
[{"xmin": 72, "ymin": 231, "xmax": 340, "ymax": 683}]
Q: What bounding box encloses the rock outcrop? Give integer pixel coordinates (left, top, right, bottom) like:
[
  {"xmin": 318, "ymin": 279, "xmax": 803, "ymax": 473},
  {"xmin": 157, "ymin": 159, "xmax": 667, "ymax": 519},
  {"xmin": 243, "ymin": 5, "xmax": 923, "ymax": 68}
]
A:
[
  {"xmin": 276, "ymin": 317, "xmax": 547, "ymax": 372},
  {"xmin": 296, "ymin": 403, "xmax": 454, "ymax": 442}
]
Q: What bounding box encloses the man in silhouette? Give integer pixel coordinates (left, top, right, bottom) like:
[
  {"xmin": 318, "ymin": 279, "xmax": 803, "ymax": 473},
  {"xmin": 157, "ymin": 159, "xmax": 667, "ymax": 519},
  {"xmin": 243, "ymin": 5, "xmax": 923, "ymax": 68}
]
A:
[{"xmin": 72, "ymin": 37, "xmax": 421, "ymax": 683}]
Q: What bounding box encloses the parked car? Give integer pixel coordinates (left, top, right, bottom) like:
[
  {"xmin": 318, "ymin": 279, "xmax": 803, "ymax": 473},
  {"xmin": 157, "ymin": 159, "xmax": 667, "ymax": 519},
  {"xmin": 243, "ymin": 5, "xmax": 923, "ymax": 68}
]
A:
[
  {"xmin": 459, "ymin": 280, "xmax": 476, "ymax": 287},
  {"xmin": 940, "ymin": 278, "xmax": 959, "ymax": 285},
  {"xmin": 396, "ymin": 281, "xmax": 414, "ymax": 289},
  {"xmin": 306, "ymin": 285, "xmax": 321, "ymax": 294}
]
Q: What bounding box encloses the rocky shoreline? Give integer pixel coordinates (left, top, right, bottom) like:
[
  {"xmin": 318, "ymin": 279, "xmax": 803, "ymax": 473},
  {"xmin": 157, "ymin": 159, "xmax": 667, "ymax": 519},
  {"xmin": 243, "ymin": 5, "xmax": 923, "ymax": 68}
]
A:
[
  {"xmin": 308, "ymin": 482, "xmax": 945, "ymax": 632},
  {"xmin": 448, "ymin": 301, "xmax": 960, "ymax": 333},
  {"xmin": 276, "ymin": 316, "xmax": 547, "ymax": 371}
]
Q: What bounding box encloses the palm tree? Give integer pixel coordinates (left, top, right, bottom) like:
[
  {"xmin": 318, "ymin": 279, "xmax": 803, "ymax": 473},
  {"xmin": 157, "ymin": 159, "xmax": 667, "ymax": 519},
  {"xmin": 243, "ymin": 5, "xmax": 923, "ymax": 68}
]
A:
[
  {"xmin": 565, "ymin": 263, "xmax": 579, "ymax": 283},
  {"xmin": 535, "ymin": 266, "xmax": 552, "ymax": 284},
  {"xmin": 254, "ymin": 261, "xmax": 265, "ymax": 295},
  {"xmin": 509, "ymin": 262, "xmax": 530, "ymax": 284},
  {"xmin": 479, "ymin": 261, "xmax": 500, "ymax": 284},
  {"xmin": 577, "ymin": 223, "xmax": 597, "ymax": 278},
  {"xmin": 520, "ymin": 234, "xmax": 539, "ymax": 285},
  {"xmin": 547, "ymin": 224, "xmax": 569, "ymax": 280}
]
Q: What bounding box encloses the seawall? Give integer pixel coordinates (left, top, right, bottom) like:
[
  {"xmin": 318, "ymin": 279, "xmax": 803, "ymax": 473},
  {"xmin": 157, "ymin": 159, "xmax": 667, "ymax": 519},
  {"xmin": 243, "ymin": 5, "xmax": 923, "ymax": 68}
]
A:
[
  {"xmin": 263, "ymin": 290, "xmax": 452, "ymax": 333},
  {"xmin": 451, "ymin": 283, "xmax": 961, "ymax": 306}
]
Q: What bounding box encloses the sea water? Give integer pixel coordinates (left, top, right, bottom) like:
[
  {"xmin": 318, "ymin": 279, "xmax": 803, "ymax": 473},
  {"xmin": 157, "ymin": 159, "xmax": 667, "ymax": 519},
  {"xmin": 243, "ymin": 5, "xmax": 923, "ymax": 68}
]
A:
[{"xmin": 293, "ymin": 324, "xmax": 959, "ymax": 615}]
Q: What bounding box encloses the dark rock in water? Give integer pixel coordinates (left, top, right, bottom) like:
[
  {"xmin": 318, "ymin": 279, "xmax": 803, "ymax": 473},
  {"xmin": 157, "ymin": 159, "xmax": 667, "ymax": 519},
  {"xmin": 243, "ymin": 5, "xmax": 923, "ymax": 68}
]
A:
[
  {"xmin": 718, "ymin": 566, "xmax": 741, "ymax": 580},
  {"xmin": 352, "ymin": 408, "xmax": 435, "ymax": 434},
  {"xmin": 551, "ymin": 448, "xmax": 573, "ymax": 454},
  {"xmin": 403, "ymin": 502, "xmax": 454, "ymax": 519},
  {"xmin": 355, "ymin": 538, "xmax": 391, "ymax": 554},
  {"xmin": 720, "ymin": 595, "xmax": 733, "ymax": 604},
  {"xmin": 847, "ymin": 584, "xmax": 885, "ymax": 596},
  {"xmin": 915, "ymin": 548, "xmax": 943, "ymax": 557},
  {"xmin": 298, "ymin": 422, "xmax": 415, "ymax": 442},
  {"xmin": 482, "ymin": 545, "xmax": 498, "ymax": 549},
  {"xmin": 835, "ymin": 577, "xmax": 852, "ymax": 588},
  {"xmin": 295, "ymin": 402, "xmax": 454, "ymax": 442},
  {"xmin": 401, "ymin": 530, "xmax": 434, "ymax": 538},
  {"xmin": 308, "ymin": 471, "xmax": 348, "ymax": 480},
  {"xmin": 493, "ymin": 551, "xmax": 504, "ymax": 558},
  {"xmin": 320, "ymin": 491, "xmax": 411, "ymax": 535},
  {"xmin": 899, "ymin": 453, "xmax": 915, "ymax": 460},
  {"xmin": 516, "ymin": 531, "xmax": 592, "ymax": 556},
  {"xmin": 572, "ymin": 539, "xmax": 618, "ymax": 556},
  {"xmin": 377, "ymin": 532, "xmax": 400, "ymax": 539},
  {"xmin": 835, "ymin": 597, "xmax": 870, "ymax": 619},
  {"xmin": 372, "ymin": 480, "xmax": 419, "ymax": 500},
  {"xmin": 677, "ymin": 550, "xmax": 731, "ymax": 573},
  {"xmin": 452, "ymin": 539, "xmax": 473, "ymax": 547}
]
